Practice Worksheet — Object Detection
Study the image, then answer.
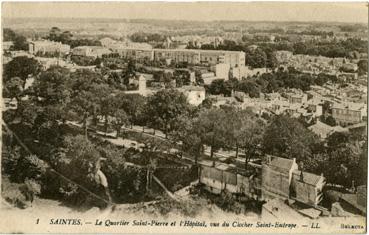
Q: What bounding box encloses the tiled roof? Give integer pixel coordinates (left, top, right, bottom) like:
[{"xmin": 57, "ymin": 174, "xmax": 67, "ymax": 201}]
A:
[
  {"xmin": 292, "ymin": 170, "xmax": 324, "ymax": 186},
  {"xmin": 179, "ymin": 86, "xmax": 205, "ymax": 92},
  {"xmin": 268, "ymin": 156, "xmax": 294, "ymax": 171}
]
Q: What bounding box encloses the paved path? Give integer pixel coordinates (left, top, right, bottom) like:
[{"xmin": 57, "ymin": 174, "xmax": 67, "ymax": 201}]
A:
[{"xmin": 67, "ymin": 121, "xmax": 245, "ymax": 165}]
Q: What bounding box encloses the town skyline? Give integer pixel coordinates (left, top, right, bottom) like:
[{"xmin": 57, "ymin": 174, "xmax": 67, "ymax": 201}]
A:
[{"xmin": 3, "ymin": 2, "xmax": 368, "ymax": 23}]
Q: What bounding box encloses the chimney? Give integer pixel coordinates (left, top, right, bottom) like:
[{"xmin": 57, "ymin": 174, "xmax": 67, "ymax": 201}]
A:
[
  {"xmin": 266, "ymin": 155, "xmax": 272, "ymax": 165},
  {"xmin": 300, "ymin": 171, "xmax": 304, "ymax": 182},
  {"xmin": 351, "ymin": 180, "xmax": 356, "ymax": 192}
]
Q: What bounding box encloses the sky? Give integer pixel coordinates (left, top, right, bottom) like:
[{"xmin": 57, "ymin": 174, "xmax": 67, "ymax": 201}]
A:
[{"xmin": 2, "ymin": 2, "xmax": 368, "ymax": 23}]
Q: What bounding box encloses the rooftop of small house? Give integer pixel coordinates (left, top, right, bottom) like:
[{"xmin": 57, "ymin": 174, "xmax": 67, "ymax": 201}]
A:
[
  {"xmin": 308, "ymin": 121, "xmax": 348, "ymax": 138},
  {"xmin": 332, "ymin": 102, "xmax": 366, "ymax": 111},
  {"xmin": 265, "ymin": 155, "xmax": 296, "ymax": 172},
  {"xmin": 292, "ymin": 170, "xmax": 325, "ymax": 186},
  {"xmin": 340, "ymin": 193, "xmax": 366, "ymax": 214},
  {"xmin": 178, "ymin": 85, "xmax": 205, "ymax": 92}
]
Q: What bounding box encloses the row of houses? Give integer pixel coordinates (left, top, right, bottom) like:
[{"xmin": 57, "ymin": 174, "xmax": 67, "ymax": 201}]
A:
[
  {"xmin": 111, "ymin": 48, "xmax": 245, "ymax": 68},
  {"xmin": 275, "ymin": 51, "xmax": 358, "ymax": 72},
  {"xmin": 198, "ymin": 155, "xmax": 326, "ymax": 208}
]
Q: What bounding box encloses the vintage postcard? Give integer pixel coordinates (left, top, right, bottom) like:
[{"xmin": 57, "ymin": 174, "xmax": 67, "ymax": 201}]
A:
[{"xmin": 1, "ymin": 1, "xmax": 368, "ymax": 234}]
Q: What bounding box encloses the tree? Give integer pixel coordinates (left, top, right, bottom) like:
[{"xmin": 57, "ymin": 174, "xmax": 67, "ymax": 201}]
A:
[
  {"xmin": 59, "ymin": 31, "xmax": 73, "ymax": 44},
  {"xmin": 32, "ymin": 66, "xmax": 72, "ymax": 123},
  {"xmin": 49, "ymin": 27, "xmax": 62, "ymax": 41},
  {"xmin": 264, "ymin": 47, "xmax": 278, "ymax": 69},
  {"xmin": 315, "ymin": 131, "xmax": 367, "ymax": 188},
  {"xmin": 199, "ymin": 97, "xmax": 215, "ymax": 110},
  {"xmin": 3, "ymin": 28, "xmax": 16, "ymax": 41},
  {"xmin": 322, "ymin": 116, "xmax": 336, "ymax": 127},
  {"xmin": 315, "ymin": 73, "xmax": 329, "ymax": 86},
  {"xmin": 145, "ymin": 89, "xmax": 190, "ymax": 138},
  {"xmin": 263, "ymin": 115, "xmax": 320, "ymax": 164},
  {"xmin": 358, "ymin": 59, "xmax": 368, "ymax": 76},
  {"xmin": 116, "ymin": 93, "xmax": 146, "ymax": 128},
  {"xmin": 236, "ymin": 80, "xmax": 261, "ymax": 98},
  {"xmin": 207, "ymin": 79, "xmax": 233, "ymax": 96},
  {"xmin": 112, "ymin": 109, "xmax": 129, "ymax": 138},
  {"xmin": 70, "ymin": 90, "xmax": 99, "ymax": 138},
  {"xmin": 170, "ymin": 113, "xmax": 202, "ymax": 163},
  {"xmin": 193, "ymin": 108, "xmax": 228, "ymax": 159},
  {"xmin": 51, "ymin": 134, "xmax": 105, "ymax": 205},
  {"xmin": 4, "ymin": 56, "xmax": 41, "ymax": 84},
  {"xmin": 69, "ymin": 69, "xmax": 112, "ymax": 131},
  {"xmin": 125, "ymin": 59, "xmax": 136, "ymax": 82},
  {"xmin": 293, "ymin": 42, "xmax": 307, "ymax": 54},
  {"xmin": 15, "ymin": 100, "xmax": 40, "ymax": 131},
  {"xmin": 174, "ymin": 70, "xmax": 191, "ymax": 87},
  {"xmin": 245, "ymin": 48, "xmax": 267, "ymax": 68},
  {"xmin": 100, "ymin": 95, "xmax": 119, "ymax": 135},
  {"xmin": 326, "ymin": 132, "xmax": 349, "ymax": 148},
  {"xmin": 230, "ymin": 109, "xmax": 265, "ymax": 169},
  {"xmin": 13, "ymin": 34, "xmax": 28, "ymax": 51},
  {"xmin": 3, "ymin": 77, "xmax": 24, "ymax": 101},
  {"xmin": 33, "ymin": 66, "xmax": 71, "ymax": 105},
  {"xmin": 3, "ymin": 28, "xmax": 28, "ymax": 50}
]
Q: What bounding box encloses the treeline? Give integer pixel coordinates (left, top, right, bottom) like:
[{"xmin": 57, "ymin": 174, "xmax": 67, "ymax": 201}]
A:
[
  {"xmin": 207, "ymin": 68, "xmax": 338, "ymax": 98},
  {"xmin": 45, "ymin": 27, "xmax": 102, "ymax": 48},
  {"xmin": 129, "ymin": 32, "xmax": 167, "ymax": 43},
  {"xmin": 292, "ymin": 38, "xmax": 367, "ymax": 58},
  {"xmin": 3, "ymin": 28, "xmax": 29, "ymax": 51}
]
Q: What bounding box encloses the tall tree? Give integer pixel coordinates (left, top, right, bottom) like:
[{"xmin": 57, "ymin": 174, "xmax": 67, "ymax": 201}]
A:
[
  {"xmin": 193, "ymin": 108, "xmax": 228, "ymax": 159},
  {"xmin": 116, "ymin": 93, "xmax": 146, "ymax": 128},
  {"xmin": 3, "ymin": 28, "xmax": 16, "ymax": 41},
  {"xmin": 263, "ymin": 115, "xmax": 320, "ymax": 164},
  {"xmin": 112, "ymin": 109, "xmax": 130, "ymax": 138},
  {"xmin": 228, "ymin": 109, "xmax": 265, "ymax": 169},
  {"xmin": 4, "ymin": 56, "xmax": 41, "ymax": 84},
  {"xmin": 3, "ymin": 77, "xmax": 24, "ymax": 101},
  {"xmin": 69, "ymin": 69, "xmax": 112, "ymax": 131},
  {"xmin": 32, "ymin": 66, "xmax": 72, "ymax": 122},
  {"xmin": 145, "ymin": 89, "xmax": 190, "ymax": 138},
  {"xmin": 48, "ymin": 27, "xmax": 62, "ymax": 41},
  {"xmin": 100, "ymin": 94, "xmax": 119, "ymax": 135},
  {"xmin": 13, "ymin": 34, "xmax": 29, "ymax": 51}
]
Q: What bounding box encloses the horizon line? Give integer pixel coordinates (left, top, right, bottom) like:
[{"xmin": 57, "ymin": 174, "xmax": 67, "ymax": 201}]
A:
[{"xmin": 3, "ymin": 16, "xmax": 367, "ymax": 25}]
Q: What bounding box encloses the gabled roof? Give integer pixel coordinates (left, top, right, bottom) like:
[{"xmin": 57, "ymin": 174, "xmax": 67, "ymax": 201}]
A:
[
  {"xmin": 267, "ymin": 155, "xmax": 295, "ymax": 171},
  {"xmin": 308, "ymin": 121, "xmax": 348, "ymax": 138},
  {"xmin": 347, "ymin": 122, "xmax": 367, "ymax": 130},
  {"xmin": 292, "ymin": 170, "xmax": 324, "ymax": 186},
  {"xmin": 340, "ymin": 193, "xmax": 366, "ymax": 214},
  {"xmin": 179, "ymin": 85, "xmax": 205, "ymax": 92}
]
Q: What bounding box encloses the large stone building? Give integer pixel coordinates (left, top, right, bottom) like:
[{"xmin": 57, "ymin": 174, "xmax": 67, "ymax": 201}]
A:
[
  {"xmin": 112, "ymin": 47, "xmax": 245, "ymax": 68},
  {"xmin": 29, "ymin": 40, "xmax": 70, "ymax": 55},
  {"xmin": 261, "ymin": 156, "xmax": 298, "ymax": 201},
  {"xmin": 332, "ymin": 102, "xmax": 367, "ymax": 126},
  {"xmin": 291, "ymin": 170, "xmax": 326, "ymax": 207},
  {"xmin": 71, "ymin": 46, "xmax": 112, "ymax": 58}
]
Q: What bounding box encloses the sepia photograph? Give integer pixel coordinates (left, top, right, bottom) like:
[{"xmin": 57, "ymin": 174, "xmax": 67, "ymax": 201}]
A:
[{"xmin": 0, "ymin": 1, "xmax": 368, "ymax": 233}]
